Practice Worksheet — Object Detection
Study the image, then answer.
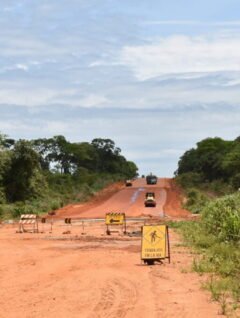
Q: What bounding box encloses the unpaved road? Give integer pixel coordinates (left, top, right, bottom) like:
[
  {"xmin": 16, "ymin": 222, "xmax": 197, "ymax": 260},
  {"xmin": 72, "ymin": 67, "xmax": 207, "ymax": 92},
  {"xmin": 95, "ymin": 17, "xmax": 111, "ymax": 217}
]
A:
[
  {"xmin": 55, "ymin": 178, "xmax": 189, "ymax": 219},
  {"xmin": 0, "ymin": 178, "xmax": 220, "ymax": 318}
]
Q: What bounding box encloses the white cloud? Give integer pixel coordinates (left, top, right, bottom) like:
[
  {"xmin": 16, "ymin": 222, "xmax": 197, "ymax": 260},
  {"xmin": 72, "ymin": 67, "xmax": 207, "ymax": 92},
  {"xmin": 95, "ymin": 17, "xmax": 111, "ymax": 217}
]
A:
[
  {"xmin": 223, "ymin": 79, "xmax": 240, "ymax": 86},
  {"xmin": 120, "ymin": 35, "xmax": 240, "ymax": 80},
  {"xmin": 143, "ymin": 20, "xmax": 240, "ymax": 26},
  {"xmin": 78, "ymin": 94, "xmax": 109, "ymax": 107},
  {"xmin": 125, "ymin": 149, "xmax": 184, "ymax": 160},
  {"xmin": 16, "ymin": 64, "xmax": 28, "ymax": 71},
  {"xmin": 0, "ymin": 88, "xmax": 59, "ymax": 106}
]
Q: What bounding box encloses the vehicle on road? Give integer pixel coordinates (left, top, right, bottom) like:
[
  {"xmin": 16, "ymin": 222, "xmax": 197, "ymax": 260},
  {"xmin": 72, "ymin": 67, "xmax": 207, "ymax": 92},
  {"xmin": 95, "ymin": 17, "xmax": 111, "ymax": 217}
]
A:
[
  {"xmin": 146, "ymin": 174, "xmax": 157, "ymax": 185},
  {"xmin": 125, "ymin": 179, "xmax": 132, "ymax": 187},
  {"xmin": 144, "ymin": 192, "xmax": 156, "ymax": 207}
]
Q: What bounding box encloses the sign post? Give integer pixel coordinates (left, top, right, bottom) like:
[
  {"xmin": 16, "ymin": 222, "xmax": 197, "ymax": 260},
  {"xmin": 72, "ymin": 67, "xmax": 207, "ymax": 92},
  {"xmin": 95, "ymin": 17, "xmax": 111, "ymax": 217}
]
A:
[
  {"xmin": 41, "ymin": 217, "xmax": 46, "ymax": 233},
  {"xmin": 141, "ymin": 224, "xmax": 170, "ymax": 265},
  {"xmin": 105, "ymin": 213, "xmax": 126, "ymax": 235},
  {"xmin": 64, "ymin": 218, "xmax": 72, "ymax": 233}
]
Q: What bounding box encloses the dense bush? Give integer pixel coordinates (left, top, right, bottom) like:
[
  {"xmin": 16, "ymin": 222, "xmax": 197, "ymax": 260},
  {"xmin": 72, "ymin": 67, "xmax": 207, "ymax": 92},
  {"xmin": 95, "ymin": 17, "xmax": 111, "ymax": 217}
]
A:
[
  {"xmin": 202, "ymin": 193, "xmax": 240, "ymax": 242},
  {"xmin": 175, "ymin": 172, "xmax": 204, "ymax": 188},
  {"xmin": 230, "ymin": 173, "xmax": 240, "ymax": 189},
  {"xmin": 183, "ymin": 188, "xmax": 209, "ymax": 214}
]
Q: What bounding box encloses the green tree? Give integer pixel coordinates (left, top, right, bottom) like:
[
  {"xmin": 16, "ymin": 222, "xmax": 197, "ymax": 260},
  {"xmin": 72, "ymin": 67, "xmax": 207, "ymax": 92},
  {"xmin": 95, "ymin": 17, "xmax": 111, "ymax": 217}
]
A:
[
  {"xmin": 33, "ymin": 136, "xmax": 75, "ymax": 174},
  {"xmin": 5, "ymin": 140, "xmax": 47, "ymax": 202},
  {"xmin": 123, "ymin": 160, "xmax": 138, "ymax": 178},
  {"xmin": 196, "ymin": 138, "xmax": 232, "ymax": 181},
  {"xmin": 70, "ymin": 142, "xmax": 98, "ymax": 172},
  {"xmin": 91, "ymin": 138, "xmax": 121, "ymax": 172},
  {"xmin": 177, "ymin": 148, "xmax": 199, "ymax": 175},
  {"xmin": 222, "ymin": 144, "xmax": 240, "ymax": 178},
  {"xmin": 0, "ymin": 133, "xmax": 12, "ymax": 203},
  {"xmin": 176, "ymin": 138, "xmax": 233, "ymax": 181}
]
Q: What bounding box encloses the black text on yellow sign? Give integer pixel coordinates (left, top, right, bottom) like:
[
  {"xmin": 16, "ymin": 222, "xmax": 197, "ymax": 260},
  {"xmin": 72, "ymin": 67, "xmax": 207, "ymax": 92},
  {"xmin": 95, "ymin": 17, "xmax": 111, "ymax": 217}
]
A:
[
  {"xmin": 141, "ymin": 225, "xmax": 170, "ymax": 260},
  {"xmin": 105, "ymin": 213, "xmax": 125, "ymax": 225}
]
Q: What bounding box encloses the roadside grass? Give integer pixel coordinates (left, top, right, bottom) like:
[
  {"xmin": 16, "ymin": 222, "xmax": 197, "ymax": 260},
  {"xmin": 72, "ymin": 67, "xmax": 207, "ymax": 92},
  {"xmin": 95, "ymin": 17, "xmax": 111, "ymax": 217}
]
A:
[
  {"xmin": 168, "ymin": 220, "xmax": 240, "ymax": 316},
  {"xmin": 175, "ymin": 173, "xmax": 235, "ymax": 215},
  {"xmin": 183, "ymin": 188, "xmax": 210, "ymax": 214}
]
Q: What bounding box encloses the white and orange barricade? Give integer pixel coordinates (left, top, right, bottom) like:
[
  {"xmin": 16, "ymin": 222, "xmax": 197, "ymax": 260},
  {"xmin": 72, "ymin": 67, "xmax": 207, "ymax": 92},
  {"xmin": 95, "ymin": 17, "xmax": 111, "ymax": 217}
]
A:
[{"xmin": 18, "ymin": 214, "xmax": 39, "ymax": 233}]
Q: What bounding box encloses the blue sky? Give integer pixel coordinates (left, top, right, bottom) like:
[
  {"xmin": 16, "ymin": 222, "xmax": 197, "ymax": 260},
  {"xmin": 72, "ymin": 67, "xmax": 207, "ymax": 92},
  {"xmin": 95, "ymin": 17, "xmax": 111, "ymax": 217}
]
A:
[{"xmin": 1, "ymin": 0, "xmax": 240, "ymax": 176}]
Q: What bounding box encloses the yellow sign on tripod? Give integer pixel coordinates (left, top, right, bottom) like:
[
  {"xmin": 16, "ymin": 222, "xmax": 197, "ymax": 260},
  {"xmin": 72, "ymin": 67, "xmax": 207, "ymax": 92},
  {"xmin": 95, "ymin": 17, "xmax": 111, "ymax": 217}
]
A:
[{"xmin": 141, "ymin": 225, "xmax": 170, "ymax": 264}]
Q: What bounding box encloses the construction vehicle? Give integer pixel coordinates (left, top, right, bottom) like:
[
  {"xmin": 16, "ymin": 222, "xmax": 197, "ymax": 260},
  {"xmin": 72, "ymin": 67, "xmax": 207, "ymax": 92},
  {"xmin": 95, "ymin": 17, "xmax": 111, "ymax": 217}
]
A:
[
  {"xmin": 146, "ymin": 173, "xmax": 157, "ymax": 185},
  {"xmin": 125, "ymin": 179, "xmax": 132, "ymax": 187},
  {"xmin": 144, "ymin": 192, "xmax": 156, "ymax": 207}
]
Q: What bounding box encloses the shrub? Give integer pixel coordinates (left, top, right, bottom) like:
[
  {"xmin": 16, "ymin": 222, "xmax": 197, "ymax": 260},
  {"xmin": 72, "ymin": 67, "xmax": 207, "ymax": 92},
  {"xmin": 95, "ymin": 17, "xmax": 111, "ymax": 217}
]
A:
[
  {"xmin": 0, "ymin": 205, "xmax": 3, "ymax": 218},
  {"xmin": 183, "ymin": 188, "xmax": 209, "ymax": 214},
  {"xmin": 11, "ymin": 202, "xmax": 39, "ymax": 218},
  {"xmin": 231, "ymin": 173, "xmax": 240, "ymax": 189},
  {"xmin": 202, "ymin": 193, "xmax": 240, "ymax": 242},
  {"xmin": 50, "ymin": 200, "xmax": 62, "ymax": 211},
  {"xmin": 0, "ymin": 187, "xmax": 6, "ymax": 204},
  {"xmin": 176, "ymin": 172, "xmax": 204, "ymax": 188}
]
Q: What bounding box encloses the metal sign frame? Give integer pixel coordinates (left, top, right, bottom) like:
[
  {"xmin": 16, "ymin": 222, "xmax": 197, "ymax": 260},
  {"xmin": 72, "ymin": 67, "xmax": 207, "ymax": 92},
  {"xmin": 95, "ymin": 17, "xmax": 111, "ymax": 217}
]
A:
[{"xmin": 141, "ymin": 224, "xmax": 170, "ymax": 265}]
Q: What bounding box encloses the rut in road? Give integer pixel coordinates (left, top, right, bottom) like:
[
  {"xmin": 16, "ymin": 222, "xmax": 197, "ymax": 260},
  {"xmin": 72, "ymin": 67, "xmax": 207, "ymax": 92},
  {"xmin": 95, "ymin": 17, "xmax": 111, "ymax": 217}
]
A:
[{"xmin": 88, "ymin": 278, "xmax": 138, "ymax": 318}]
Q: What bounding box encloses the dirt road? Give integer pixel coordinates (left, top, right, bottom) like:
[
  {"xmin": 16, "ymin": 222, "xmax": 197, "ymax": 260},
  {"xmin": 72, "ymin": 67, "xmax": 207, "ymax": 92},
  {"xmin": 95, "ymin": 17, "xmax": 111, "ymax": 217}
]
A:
[
  {"xmin": 55, "ymin": 178, "xmax": 189, "ymax": 219},
  {"xmin": 0, "ymin": 178, "xmax": 220, "ymax": 317}
]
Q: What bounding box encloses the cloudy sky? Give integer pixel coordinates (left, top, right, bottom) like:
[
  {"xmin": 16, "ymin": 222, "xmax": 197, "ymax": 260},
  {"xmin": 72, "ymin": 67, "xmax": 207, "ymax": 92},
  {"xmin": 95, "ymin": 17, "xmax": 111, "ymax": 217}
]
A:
[{"xmin": 1, "ymin": 0, "xmax": 240, "ymax": 176}]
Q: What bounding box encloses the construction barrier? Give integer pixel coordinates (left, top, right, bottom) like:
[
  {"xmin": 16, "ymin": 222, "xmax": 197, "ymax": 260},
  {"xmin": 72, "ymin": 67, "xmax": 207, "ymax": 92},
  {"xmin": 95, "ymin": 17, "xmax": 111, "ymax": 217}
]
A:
[
  {"xmin": 105, "ymin": 213, "xmax": 126, "ymax": 235},
  {"xmin": 18, "ymin": 214, "xmax": 39, "ymax": 233},
  {"xmin": 141, "ymin": 224, "xmax": 170, "ymax": 265}
]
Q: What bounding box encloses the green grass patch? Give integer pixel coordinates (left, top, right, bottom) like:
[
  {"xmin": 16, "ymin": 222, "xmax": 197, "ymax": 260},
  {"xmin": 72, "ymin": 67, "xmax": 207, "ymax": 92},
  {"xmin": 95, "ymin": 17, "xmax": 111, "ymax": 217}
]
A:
[{"xmin": 169, "ymin": 219, "xmax": 240, "ymax": 315}]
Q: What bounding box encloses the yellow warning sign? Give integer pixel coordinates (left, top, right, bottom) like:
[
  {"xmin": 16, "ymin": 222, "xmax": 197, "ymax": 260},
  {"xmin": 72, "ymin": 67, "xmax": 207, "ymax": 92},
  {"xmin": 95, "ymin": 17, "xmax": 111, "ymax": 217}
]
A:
[
  {"xmin": 141, "ymin": 225, "xmax": 169, "ymax": 260},
  {"xmin": 105, "ymin": 213, "xmax": 125, "ymax": 225}
]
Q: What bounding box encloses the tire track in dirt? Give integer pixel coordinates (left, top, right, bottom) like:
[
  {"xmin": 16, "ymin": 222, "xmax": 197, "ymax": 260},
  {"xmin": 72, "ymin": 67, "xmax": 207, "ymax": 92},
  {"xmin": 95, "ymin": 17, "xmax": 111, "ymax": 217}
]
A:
[{"xmin": 88, "ymin": 278, "xmax": 138, "ymax": 318}]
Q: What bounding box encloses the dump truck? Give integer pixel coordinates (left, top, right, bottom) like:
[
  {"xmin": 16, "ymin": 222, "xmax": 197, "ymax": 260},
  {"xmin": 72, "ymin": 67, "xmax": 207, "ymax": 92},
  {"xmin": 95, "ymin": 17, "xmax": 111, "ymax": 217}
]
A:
[
  {"xmin": 144, "ymin": 192, "xmax": 156, "ymax": 207},
  {"xmin": 146, "ymin": 174, "xmax": 157, "ymax": 185}
]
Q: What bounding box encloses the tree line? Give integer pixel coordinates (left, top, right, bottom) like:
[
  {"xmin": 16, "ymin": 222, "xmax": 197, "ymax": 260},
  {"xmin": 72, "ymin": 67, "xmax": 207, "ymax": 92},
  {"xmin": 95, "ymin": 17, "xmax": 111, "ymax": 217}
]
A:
[
  {"xmin": 176, "ymin": 136, "xmax": 240, "ymax": 188},
  {"xmin": 0, "ymin": 134, "xmax": 138, "ymax": 203}
]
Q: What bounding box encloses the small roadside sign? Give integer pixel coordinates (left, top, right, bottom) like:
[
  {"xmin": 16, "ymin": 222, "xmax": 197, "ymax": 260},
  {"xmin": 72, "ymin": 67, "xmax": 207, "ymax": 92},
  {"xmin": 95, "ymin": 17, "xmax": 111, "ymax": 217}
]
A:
[
  {"xmin": 141, "ymin": 224, "xmax": 170, "ymax": 264},
  {"xmin": 105, "ymin": 213, "xmax": 126, "ymax": 235},
  {"xmin": 105, "ymin": 213, "xmax": 125, "ymax": 225}
]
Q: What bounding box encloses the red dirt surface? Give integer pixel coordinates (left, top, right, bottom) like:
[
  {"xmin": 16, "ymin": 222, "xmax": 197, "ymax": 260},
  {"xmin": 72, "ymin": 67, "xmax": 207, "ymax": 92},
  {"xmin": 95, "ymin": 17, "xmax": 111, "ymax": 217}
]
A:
[
  {"xmin": 54, "ymin": 178, "xmax": 189, "ymax": 219},
  {"xmin": 0, "ymin": 178, "xmax": 222, "ymax": 317},
  {"xmin": 164, "ymin": 179, "xmax": 190, "ymax": 218}
]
